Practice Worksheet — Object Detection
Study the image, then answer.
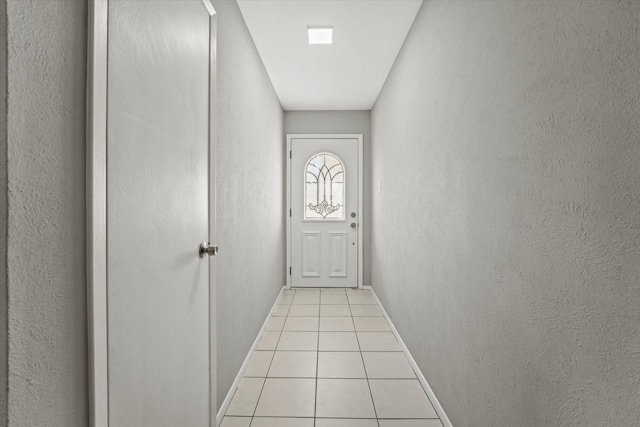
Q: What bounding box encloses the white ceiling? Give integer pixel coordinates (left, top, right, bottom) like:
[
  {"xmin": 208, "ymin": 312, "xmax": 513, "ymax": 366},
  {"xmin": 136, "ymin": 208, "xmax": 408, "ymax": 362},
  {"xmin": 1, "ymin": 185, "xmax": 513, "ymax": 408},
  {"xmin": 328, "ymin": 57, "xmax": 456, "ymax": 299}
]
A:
[{"xmin": 237, "ymin": 0, "xmax": 423, "ymax": 111}]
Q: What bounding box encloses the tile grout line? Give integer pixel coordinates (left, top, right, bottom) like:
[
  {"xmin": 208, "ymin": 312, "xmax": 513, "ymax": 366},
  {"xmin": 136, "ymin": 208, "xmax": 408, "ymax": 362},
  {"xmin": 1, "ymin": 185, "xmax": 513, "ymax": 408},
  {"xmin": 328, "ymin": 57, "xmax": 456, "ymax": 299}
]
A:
[
  {"xmin": 224, "ymin": 288, "xmax": 442, "ymax": 427},
  {"xmin": 348, "ymin": 291, "xmax": 381, "ymax": 427},
  {"xmin": 368, "ymin": 286, "xmax": 448, "ymax": 427},
  {"xmin": 244, "ymin": 376, "xmax": 421, "ymax": 380},
  {"xmin": 229, "ymin": 289, "xmax": 424, "ymax": 426},
  {"xmin": 248, "ymin": 289, "xmax": 294, "ymax": 424},
  {"xmin": 314, "ymin": 291, "xmax": 321, "ymax": 427},
  {"xmin": 218, "ymin": 286, "xmax": 289, "ymax": 425}
]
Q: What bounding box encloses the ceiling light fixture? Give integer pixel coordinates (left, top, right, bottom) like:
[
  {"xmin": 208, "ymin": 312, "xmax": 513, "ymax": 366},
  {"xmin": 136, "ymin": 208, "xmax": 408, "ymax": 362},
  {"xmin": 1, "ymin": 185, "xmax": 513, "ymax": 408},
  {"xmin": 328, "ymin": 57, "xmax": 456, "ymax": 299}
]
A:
[{"xmin": 308, "ymin": 26, "xmax": 333, "ymax": 45}]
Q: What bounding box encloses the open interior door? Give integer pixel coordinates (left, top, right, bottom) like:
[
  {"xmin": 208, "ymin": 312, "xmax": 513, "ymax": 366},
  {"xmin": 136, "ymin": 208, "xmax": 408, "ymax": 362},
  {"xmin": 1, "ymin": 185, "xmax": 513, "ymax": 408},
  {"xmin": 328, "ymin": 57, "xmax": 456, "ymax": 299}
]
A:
[{"xmin": 88, "ymin": 1, "xmax": 217, "ymax": 425}]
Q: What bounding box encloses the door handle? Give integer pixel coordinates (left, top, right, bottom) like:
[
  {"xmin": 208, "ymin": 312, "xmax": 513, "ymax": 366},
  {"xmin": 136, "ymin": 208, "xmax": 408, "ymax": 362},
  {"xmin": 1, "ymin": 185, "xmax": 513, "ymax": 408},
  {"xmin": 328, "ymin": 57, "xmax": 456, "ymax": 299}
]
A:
[
  {"xmin": 199, "ymin": 242, "xmax": 219, "ymax": 258},
  {"xmin": 350, "ymin": 223, "xmax": 357, "ymax": 228}
]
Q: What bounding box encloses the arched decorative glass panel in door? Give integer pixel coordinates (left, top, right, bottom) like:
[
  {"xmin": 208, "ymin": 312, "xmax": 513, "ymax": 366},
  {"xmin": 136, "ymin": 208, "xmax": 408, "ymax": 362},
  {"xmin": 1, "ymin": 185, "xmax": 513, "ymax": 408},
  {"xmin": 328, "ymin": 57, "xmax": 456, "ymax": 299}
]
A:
[{"xmin": 305, "ymin": 152, "xmax": 345, "ymax": 220}]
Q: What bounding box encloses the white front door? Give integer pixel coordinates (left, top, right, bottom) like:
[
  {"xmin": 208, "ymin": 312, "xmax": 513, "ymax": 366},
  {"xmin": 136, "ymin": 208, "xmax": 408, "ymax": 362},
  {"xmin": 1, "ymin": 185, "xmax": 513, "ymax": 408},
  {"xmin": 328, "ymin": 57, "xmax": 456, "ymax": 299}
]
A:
[
  {"xmin": 289, "ymin": 135, "xmax": 362, "ymax": 288},
  {"xmin": 105, "ymin": 1, "xmax": 214, "ymax": 425}
]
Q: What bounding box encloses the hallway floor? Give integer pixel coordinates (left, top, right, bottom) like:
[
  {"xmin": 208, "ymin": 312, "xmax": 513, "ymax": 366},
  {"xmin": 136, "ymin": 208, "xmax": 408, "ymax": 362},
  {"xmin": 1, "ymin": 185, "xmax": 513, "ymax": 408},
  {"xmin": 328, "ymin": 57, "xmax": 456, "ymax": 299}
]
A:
[{"xmin": 220, "ymin": 288, "xmax": 443, "ymax": 427}]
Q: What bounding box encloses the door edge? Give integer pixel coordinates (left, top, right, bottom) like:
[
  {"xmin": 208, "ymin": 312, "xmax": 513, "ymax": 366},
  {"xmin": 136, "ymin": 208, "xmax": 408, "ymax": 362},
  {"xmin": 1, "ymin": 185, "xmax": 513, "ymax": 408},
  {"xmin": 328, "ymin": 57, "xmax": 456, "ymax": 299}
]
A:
[
  {"xmin": 206, "ymin": 4, "xmax": 218, "ymax": 426},
  {"xmin": 86, "ymin": 0, "xmax": 109, "ymax": 425}
]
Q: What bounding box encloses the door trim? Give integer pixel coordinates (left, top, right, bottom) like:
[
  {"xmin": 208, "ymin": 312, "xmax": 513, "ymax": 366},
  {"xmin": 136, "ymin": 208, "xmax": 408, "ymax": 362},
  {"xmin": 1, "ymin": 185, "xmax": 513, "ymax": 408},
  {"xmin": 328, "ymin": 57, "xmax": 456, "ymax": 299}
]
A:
[
  {"xmin": 86, "ymin": 1, "xmax": 217, "ymax": 425},
  {"xmin": 286, "ymin": 134, "xmax": 364, "ymax": 289},
  {"xmin": 86, "ymin": 1, "xmax": 108, "ymax": 424}
]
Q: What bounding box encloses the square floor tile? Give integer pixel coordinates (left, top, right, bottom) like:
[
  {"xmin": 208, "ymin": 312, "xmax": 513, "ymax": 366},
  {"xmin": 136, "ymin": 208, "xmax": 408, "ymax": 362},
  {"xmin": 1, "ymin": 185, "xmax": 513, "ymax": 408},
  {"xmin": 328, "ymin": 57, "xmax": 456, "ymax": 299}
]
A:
[
  {"xmin": 256, "ymin": 331, "xmax": 280, "ymax": 351},
  {"xmin": 350, "ymin": 304, "xmax": 383, "ymax": 317},
  {"xmin": 321, "ymin": 294, "xmax": 348, "ymax": 305},
  {"xmin": 316, "ymin": 379, "xmax": 376, "ymax": 418},
  {"xmin": 220, "ymin": 416, "xmax": 251, "ymax": 427},
  {"xmin": 320, "ymin": 288, "xmax": 347, "ymax": 295},
  {"xmin": 318, "ymin": 351, "xmax": 366, "ymax": 378},
  {"xmin": 354, "ymin": 316, "xmax": 390, "ymax": 332},
  {"xmin": 348, "ymin": 294, "xmax": 377, "ymax": 304},
  {"xmin": 277, "ymin": 332, "xmax": 318, "ymax": 351},
  {"xmin": 288, "ymin": 304, "xmax": 320, "ymax": 317},
  {"xmin": 284, "ymin": 316, "xmax": 319, "ymax": 331},
  {"xmin": 320, "ymin": 317, "xmax": 355, "ymax": 332},
  {"xmin": 254, "ymin": 378, "xmax": 316, "ymax": 417},
  {"xmin": 244, "ymin": 351, "xmax": 274, "ymax": 377},
  {"xmin": 320, "ymin": 304, "xmax": 352, "ymax": 317},
  {"xmin": 271, "ymin": 304, "xmax": 290, "ymax": 317},
  {"xmin": 316, "ymin": 419, "xmax": 378, "ymax": 427},
  {"xmin": 295, "ymin": 288, "xmax": 320, "ymax": 295},
  {"xmin": 318, "ymin": 332, "xmax": 360, "ymax": 351},
  {"xmin": 266, "ymin": 317, "xmax": 285, "ymax": 332},
  {"xmin": 357, "ymin": 332, "xmax": 402, "ymax": 351},
  {"xmin": 292, "ymin": 294, "xmax": 320, "ymax": 305},
  {"xmin": 278, "ymin": 295, "xmax": 293, "ymax": 305},
  {"xmin": 362, "ymin": 352, "xmax": 416, "ymax": 378},
  {"xmin": 251, "ymin": 417, "xmax": 314, "ymax": 427},
  {"xmin": 378, "ymin": 420, "xmax": 443, "ymax": 427},
  {"xmin": 346, "ymin": 288, "xmax": 373, "ymax": 296},
  {"xmin": 268, "ymin": 351, "xmax": 317, "ymax": 378},
  {"xmin": 225, "ymin": 377, "xmax": 265, "ymax": 416},
  {"xmin": 282, "ymin": 289, "xmax": 296, "ymax": 295},
  {"xmin": 369, "ymin": 379, "xmax": 438, "ymax": 419}
]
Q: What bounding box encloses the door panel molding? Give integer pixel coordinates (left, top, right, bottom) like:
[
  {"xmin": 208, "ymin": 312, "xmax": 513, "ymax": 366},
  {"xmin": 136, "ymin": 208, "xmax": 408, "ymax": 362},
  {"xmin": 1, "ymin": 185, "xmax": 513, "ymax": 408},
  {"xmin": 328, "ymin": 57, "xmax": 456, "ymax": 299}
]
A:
[
  {"xmin": 301, "ymin": 232, "xmax": 322, "ymax": 277},
  {"xmin": 286, "ymin": 134, "xmax": 364, "ymax": 289},
  {"xmin": 328, "ymin": 232, "xmax": 348, "ymax": 277},
  {"xmin": 86, "ymin": 1, "xmax": 217, "ymax": 425}
]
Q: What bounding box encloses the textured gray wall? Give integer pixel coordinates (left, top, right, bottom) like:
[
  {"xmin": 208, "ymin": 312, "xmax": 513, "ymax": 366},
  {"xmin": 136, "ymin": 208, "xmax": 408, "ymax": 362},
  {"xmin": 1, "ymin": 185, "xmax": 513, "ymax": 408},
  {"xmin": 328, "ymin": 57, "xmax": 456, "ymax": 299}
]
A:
[
  {"xmin": 213, "ymin": 0, "xmax": 285, "ymax": 410},
  {"xmin": 6, "ymin": 0, "xmax": 88, "ymax": 425},
  {"xmin": 371, "ymin": 1, "xmax": 640, "ymax": 426},
  {"xmin": 0, "ymin": 1, "xmax": 7, "ymax": 424},
  {"xmin": 284, "ymin": 110, "xmax": 372, "ymax": 285}
]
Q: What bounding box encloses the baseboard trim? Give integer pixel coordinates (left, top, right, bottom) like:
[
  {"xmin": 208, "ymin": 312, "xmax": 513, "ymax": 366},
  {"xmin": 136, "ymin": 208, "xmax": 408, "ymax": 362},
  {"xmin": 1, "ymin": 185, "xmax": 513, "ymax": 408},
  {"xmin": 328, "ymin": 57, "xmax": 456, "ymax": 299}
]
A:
[
  {"xmin": 365, "ymin": 285, "xmax": 453, "ymax": 427},
  {"xmin": 215, "ymin": 286, "xmax": 285, "ymax": 426}
]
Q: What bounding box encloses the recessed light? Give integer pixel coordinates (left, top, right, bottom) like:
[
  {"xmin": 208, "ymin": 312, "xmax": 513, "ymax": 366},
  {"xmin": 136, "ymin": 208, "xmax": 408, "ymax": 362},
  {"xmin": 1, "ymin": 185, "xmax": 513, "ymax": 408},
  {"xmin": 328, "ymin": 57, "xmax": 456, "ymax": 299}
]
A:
[{"xmin": 308, "ymin": 26, "xmax": 333, "ymax": 45}]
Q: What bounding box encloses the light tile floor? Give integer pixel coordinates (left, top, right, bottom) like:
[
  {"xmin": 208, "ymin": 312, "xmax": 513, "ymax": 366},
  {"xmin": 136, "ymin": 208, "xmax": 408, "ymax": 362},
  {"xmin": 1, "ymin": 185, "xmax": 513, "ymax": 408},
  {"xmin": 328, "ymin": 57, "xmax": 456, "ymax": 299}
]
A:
[{"xmin": 221, "ymin": 288, "xmax": 442, "ymax": 427}]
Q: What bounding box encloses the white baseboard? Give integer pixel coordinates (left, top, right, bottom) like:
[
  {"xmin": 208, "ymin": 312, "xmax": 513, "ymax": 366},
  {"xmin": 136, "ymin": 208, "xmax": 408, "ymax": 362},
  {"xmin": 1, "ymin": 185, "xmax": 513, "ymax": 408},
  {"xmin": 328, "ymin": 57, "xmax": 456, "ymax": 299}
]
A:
[
  {"xmin": 215, "ymin": 286, "xmax": 285, "ymax": 426},
  {"xmin": 365, "ymin": 285, "xmax": 453, "ymax": 427}
]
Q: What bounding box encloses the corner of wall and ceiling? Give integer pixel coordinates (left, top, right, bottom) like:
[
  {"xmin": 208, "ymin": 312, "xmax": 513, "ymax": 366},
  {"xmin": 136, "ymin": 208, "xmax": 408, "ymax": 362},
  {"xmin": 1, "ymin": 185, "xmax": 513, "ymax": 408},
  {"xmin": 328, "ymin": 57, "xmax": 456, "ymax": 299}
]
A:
[{"xmin": 370, "ymin": 0, "xmax": 425, "ymax": 112}]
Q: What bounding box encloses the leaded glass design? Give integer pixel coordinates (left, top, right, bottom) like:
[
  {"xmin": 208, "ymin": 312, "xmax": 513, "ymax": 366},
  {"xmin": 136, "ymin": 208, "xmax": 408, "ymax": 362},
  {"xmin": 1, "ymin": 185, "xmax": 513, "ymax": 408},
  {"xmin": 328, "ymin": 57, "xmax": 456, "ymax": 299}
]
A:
[{"xmin": 305, "ymin": 152, "xmax": 345, "ymax": 219}]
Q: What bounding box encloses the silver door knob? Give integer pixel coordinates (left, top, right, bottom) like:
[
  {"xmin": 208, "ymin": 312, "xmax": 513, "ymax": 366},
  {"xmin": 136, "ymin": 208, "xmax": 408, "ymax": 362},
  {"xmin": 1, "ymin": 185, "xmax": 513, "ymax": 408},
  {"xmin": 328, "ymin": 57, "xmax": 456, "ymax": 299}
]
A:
[
  {"xmin": 351, "ymin": 223, "xmax": 356, "ymax": 228},
  {"xmin": 199, "ymin": 242, "xmax": 218, "ymax": 258}
]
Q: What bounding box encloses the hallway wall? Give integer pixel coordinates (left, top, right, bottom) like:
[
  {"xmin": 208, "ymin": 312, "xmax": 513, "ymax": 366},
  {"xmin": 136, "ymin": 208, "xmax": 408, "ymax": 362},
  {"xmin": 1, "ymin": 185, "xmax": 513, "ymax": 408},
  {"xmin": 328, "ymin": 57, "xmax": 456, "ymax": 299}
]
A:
[
  {"xmin": 213, "ymin": 0, "xmax": 285, "ymax": 411},
  {"xmin": 5, "ymin": 0, "xmax": 88, "ymax": 425},
  {"xmin": 371, "ymin": 1, "xmax": 640, "ymax": 426},
  {"xmin": 284, "ymin": 110, "xmax": 371, "ymax": 285}
]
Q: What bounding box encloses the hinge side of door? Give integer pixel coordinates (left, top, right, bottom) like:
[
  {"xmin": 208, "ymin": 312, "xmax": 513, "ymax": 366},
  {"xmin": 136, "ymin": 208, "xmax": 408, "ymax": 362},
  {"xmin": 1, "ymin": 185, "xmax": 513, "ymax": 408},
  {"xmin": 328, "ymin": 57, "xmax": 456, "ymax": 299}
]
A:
[
  {"xmin": 289, "ymin": 150, "xmax": 292, "ymax": 159},
  {"xmin": 289, "ymin": 209, "xmax": 292, "ymax": 217},
  {"xmin": 289, "ymin": 267, "xmax": 291, "ymax": 275}
]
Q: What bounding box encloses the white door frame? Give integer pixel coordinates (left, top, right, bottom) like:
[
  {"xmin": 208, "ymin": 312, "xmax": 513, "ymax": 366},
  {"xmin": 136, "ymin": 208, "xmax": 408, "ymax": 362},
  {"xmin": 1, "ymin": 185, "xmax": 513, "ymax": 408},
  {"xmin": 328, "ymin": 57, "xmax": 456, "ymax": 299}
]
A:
[
  {"xmin": 286, "ymin": 134, "xmax": 364, "ymax": 289},
  {"xmin": 86, "ymin": 1, "xmax": 217, "ymax": 425}
]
